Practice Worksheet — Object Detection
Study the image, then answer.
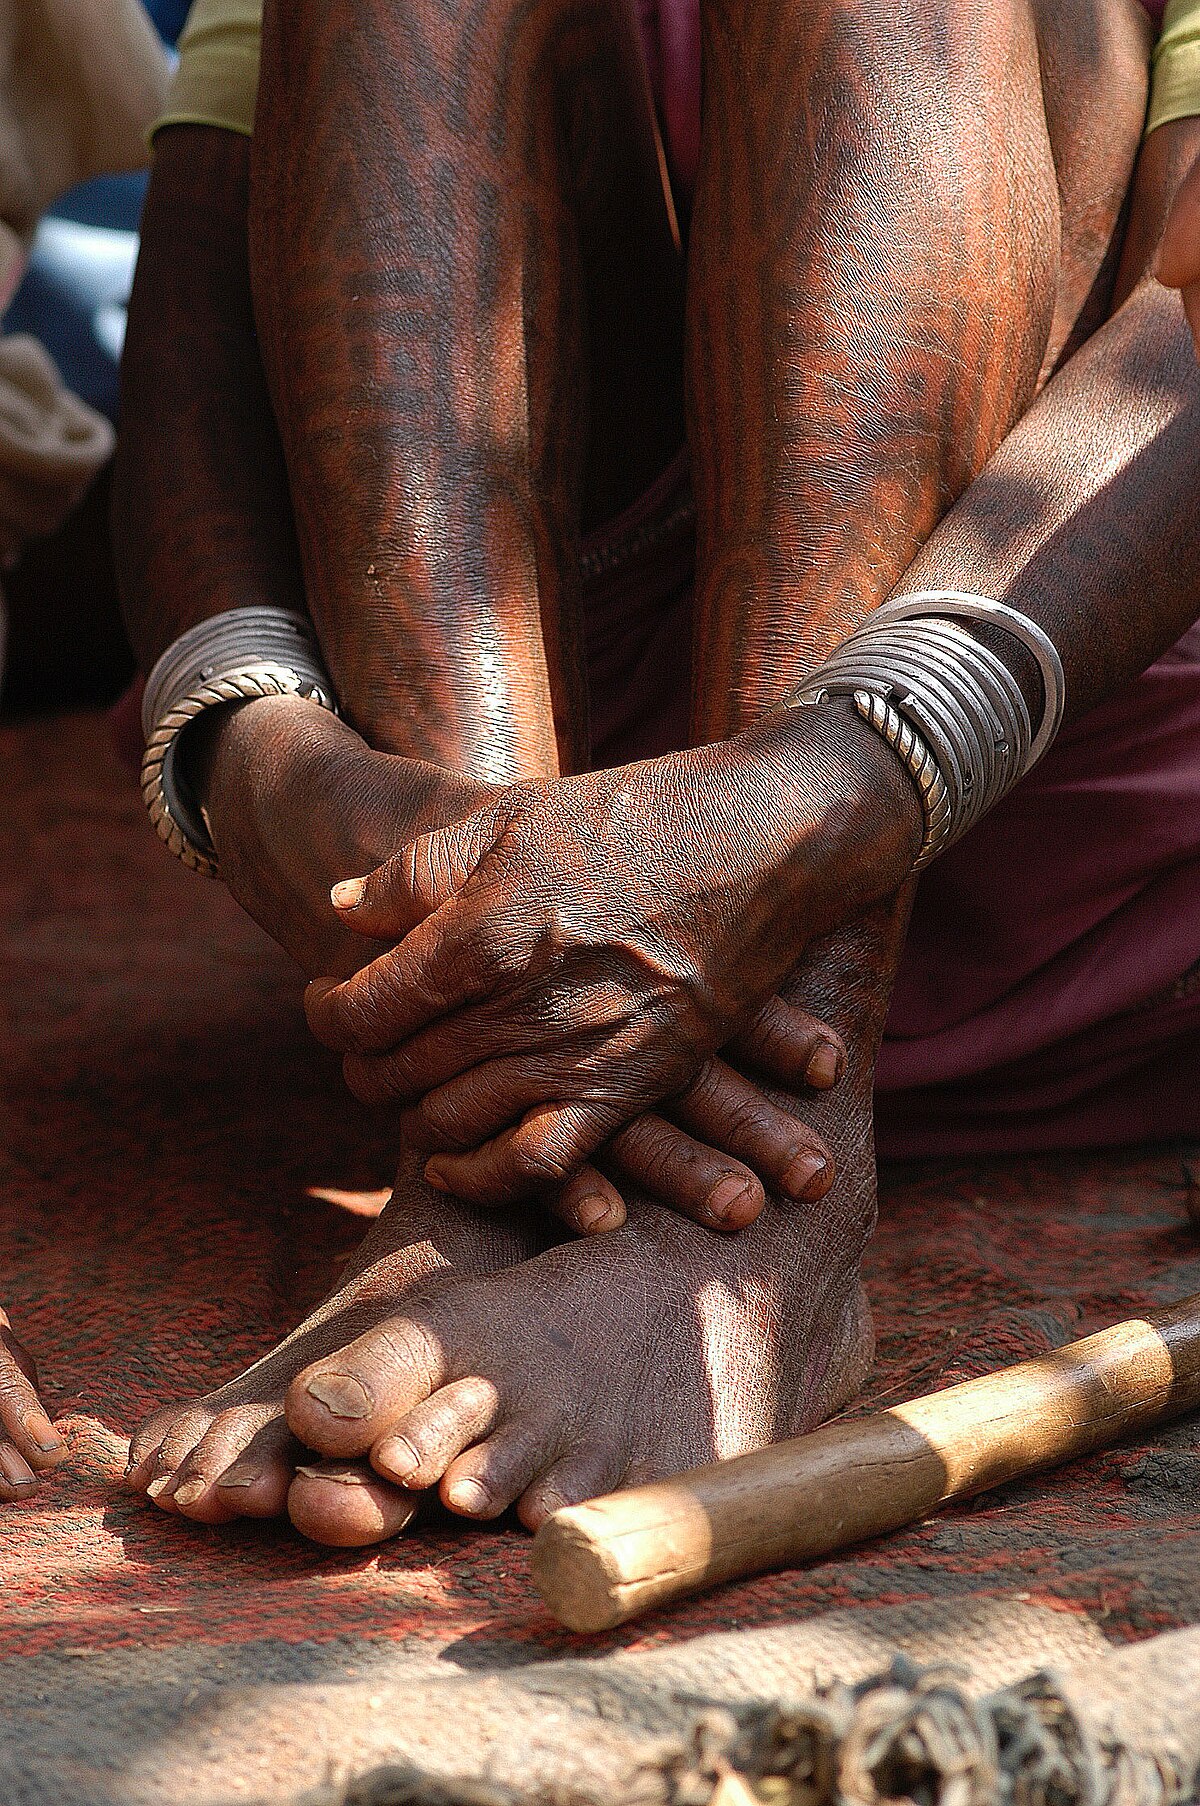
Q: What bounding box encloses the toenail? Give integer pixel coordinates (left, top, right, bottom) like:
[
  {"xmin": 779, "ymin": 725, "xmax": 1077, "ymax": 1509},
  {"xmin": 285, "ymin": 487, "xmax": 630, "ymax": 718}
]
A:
[
  {"xmin": 575, "ymin": 1194, "xmax": 620, "ymax": 1233},
  {"xmin": 304, "ymin": 1372, "xmax": 373, "ymax": 1418},
  {"xmin": 216, "ymin": 1464, "xmax": 259, "ymax": 1489},
  {"xmin": 805, "ymin": 1041, "xmax": 843, "ymax": 1088},
  {"xmin": 296, "ymin": 1461, "xmax": 374, "ymax": 1486},
  {"xmin": 22, "ymin": 1411, "xmax": 62, "ymax": 1453},
  {"xmin": 331, "ymin": 877, "xmax": 365, "ymax": 909},
  {"xmin": 376, "ymin": 1436, "xmax": 420, "ymax": 1483},
  {"xmin": 145, "ymin": 1475, "xmax": 173, "ymax": 1500},
  {"xmin": 172, "ymin": 1478, "xmax": 207, "ymax": 1509},
  {"xmin": 782, "ymin": 1151, "xmax": 829, "ymax": 1199},
  {"xmin": 446, "ymin": 1477, "xmax": 491, "ymax": 1515},
  {"xmin": 705, "ymin": 1174, "xmax": 757, "ymax": 1225},
  {"xmin": 0, "ymin": 1446, "xmax": 36, "ymax": 1486}
]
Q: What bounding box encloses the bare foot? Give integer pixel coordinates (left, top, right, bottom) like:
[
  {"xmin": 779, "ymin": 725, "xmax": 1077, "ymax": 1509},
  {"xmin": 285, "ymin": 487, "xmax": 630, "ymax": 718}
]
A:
[
  {"xmin": 282, "ymin": 909, "xmax": 896, "ymax": 1543},
  {"xmin": 0, "ymin": 1308, "xmax": 67, "ymax": 1499},
  {"xmin": 125, "ymin": 1171, "xmax": 548, "ymax": 1544}
]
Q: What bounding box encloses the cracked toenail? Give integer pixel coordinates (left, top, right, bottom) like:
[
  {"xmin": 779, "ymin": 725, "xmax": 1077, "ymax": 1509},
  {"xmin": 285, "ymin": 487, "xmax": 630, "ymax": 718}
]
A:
[
  {"xmin": 575, "ymin": 1194, "xmax": 619, "ymax": 1233},
  {"xmin": 378, "ymin": 1436, "xmax": 420, "ymax": 1482},
  {"xmin": 331, "ymin": 877, "xmax": 365, "ymax": 909},
  {"xmin": 706, "ymin": 1174, "xmax": 756, "ymax": 1224},
  {"xmin": 146, "ymin": 1475, "xmax": 173, "ymax": 1500},
  {"xmin": 23, "ymin": 1411, "xmax": 62, "ymax": 1453},
  {"xmin": 172, "ymin": 1478, "xmax": 207, "ymax": 1509},
  {"xmin": 446, "ymin": 1478, "xmax": 490, "ymax": 1514},
  {"xmin": 805, "ymin": 1041, "xmax": 843, "ymax": 1088},
  {"xmin": 305, "ymin": 1372, "xmax": 373, "ymax": 1418},
  {"xmin": 217, "ymin": 1464, "xmax": 259, "ymax": 1488},
  {"xmin": 296, "ymin": 1462, "xmax": 374, "ymax": 1486}
]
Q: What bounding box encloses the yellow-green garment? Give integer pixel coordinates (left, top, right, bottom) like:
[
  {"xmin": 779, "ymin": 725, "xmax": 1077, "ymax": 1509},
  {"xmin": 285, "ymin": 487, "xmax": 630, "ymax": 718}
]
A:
[
  {"xmin": 155, "ymin": 0, "xmax": 1200, "ymax": 145},
  {"xmin": 1151, "ymin": 0, "xmax": 1200, "ymax": 131}
]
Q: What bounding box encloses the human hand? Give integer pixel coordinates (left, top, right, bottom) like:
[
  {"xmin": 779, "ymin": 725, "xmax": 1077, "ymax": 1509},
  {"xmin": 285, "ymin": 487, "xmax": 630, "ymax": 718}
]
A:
[
  {"xmin": 195, "ymin": 692, "xmax": 848, "ymax": 1234},
  {"xmin": 306, "ymin": 702, "xmax": 920, "ymax": 1205},
  {"xmin": 0, "ymin": 1309, "xmax": 67, "ymax": 1499},
  {"xmin": 1157, "ymin": 145, "xmax": 1200, "ymax": 354}
]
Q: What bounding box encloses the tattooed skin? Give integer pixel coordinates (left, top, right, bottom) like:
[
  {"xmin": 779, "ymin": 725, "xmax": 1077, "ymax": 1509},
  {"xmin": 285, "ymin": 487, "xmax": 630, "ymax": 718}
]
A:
[{"xmin": 249, "ymin": 0, "xmax": 683, "ymax": 779}]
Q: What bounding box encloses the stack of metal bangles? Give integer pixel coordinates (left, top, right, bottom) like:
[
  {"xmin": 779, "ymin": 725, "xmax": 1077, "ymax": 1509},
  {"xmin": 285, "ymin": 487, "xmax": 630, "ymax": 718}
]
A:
[
  {"xmin": 785, "ymin": 591, "xmax": 1066, "ymax": 871},
  {"xmin": 140, "ymin": 607, "xmax": 338, "ymax": 879}
]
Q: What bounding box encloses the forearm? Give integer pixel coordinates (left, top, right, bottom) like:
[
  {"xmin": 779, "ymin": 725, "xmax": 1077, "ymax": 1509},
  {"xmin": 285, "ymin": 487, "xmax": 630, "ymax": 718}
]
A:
[
  {"xmin": 114, "ymin": 126, "xmax": 304, "ymax": 671},
  {"xmin": 900, "ymin": 120, "xmax": 1200, "ymax": 727}
]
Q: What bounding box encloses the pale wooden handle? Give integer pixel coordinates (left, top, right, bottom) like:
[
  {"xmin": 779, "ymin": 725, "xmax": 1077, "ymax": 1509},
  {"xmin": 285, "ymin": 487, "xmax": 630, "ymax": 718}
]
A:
[{"xmin": 531, "ymin": 1295, "xmax": 1200, "ymax": 1632}]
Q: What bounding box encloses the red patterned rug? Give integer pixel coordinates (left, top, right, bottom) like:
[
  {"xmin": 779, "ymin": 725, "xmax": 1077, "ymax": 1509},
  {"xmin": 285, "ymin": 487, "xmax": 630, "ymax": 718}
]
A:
[{"xmin": 3, "ymin": 711, "xmax": 1199, "ymax": 1805}]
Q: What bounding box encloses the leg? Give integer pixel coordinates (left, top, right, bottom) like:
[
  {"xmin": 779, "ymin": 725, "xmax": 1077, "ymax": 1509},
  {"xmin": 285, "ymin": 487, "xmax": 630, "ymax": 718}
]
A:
[
  {"xmin": 278, "ymin": 0, "xmax": 1151, "ymax": 1537},
  {"xmin": 248, "ymin": 0, "xmax": 683, "ymax": 776}
]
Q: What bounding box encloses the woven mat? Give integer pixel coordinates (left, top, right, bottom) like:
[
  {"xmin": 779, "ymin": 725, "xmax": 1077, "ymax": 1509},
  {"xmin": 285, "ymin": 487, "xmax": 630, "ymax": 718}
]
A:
[{"xmin": 4, "ymin": 712, "xmax": 1200, "ymax": 1806}]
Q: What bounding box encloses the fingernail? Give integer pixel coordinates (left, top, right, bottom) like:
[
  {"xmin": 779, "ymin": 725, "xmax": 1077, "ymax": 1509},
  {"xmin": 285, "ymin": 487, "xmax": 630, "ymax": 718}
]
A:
[
  {"xmin": 295, "ymin": 1462, "xmax": 373, "ymax": 1486},
  {"xmin": 172, "ymin": 1477, "xmax": 207, "ymax": 1509},
  {"xmin": 305, "ymin": 1371, "xmax": 373, "ymax": 1418},
  {"xmin": 782, "ymin": 1151, "xmax": 830, "ymax": 1199},
  {"xmin": 424, "ymin": 1162, "xmax": 451, "ymax": 1193},
  {"xmin": 216, "ymin": 1464, "xmax": 259, "ymax": 1489},
  {"xmin": 575, "ymin": 1194, "xmax": 621, "ymax": 1233},
  {"xmin": 705, "ymin": 1174, "xmax": 758, "ymax": 1226},
  {"xmin": 377, "ymin": 1436, "xmax": 420, "ymax": 1483},
  {"xmin": 805, "ymin": 1041, "xmax": 843, "ymax": 1088},
  {"xmin": 331, "ymin": 878, "xmax": 365, "ymax": 909},
  {"xmin": 22, "ymin": 1411, "xmax": 63, "ymax": 1453},
  {"xmin": 145, "ymin": 1474, "xmax": 174, "ymax": 1500},
  {"xmin": 446, "ymin": 1477, "xmax": 490, "ymax": 1515},
  {"xmin": 0, "ymin": 1446, "xmax": 36, "ymax": 1486}
]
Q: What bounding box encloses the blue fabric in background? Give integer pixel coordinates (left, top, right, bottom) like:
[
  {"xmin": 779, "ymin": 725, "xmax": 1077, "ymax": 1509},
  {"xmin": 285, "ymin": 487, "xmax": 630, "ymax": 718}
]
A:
[{"xmin": 2, "ymin": 0, "xmax": 187, "ymax": 422}]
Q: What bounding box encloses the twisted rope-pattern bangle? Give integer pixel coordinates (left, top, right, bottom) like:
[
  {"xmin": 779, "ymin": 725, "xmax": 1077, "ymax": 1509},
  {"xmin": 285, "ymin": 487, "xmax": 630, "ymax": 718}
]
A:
[
  {"xmin": 851, "ymin": 689, "xmax": 952, "ymax": 872},
  {"xmin": 140, "ymin": 664, "xmax": 336, "ymax": 879}
]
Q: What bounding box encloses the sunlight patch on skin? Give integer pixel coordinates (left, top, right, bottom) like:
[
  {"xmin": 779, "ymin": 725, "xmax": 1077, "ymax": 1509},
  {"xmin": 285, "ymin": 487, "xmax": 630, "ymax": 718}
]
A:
[
  {"xmin": 305, "ymin": 1186, "xmax": 392, "ymax": 1218},
  {"xmin": 694, "ymin": 1273, "xmax": 782, "ymax": 1460}
]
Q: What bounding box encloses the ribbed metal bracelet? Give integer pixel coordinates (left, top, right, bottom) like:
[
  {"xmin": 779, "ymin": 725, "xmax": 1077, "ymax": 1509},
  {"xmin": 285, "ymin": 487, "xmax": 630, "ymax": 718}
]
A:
[
  {"xmin": 140, "ymin": 609, "xmax": 338, "ymax": 879},
  {"xmin": 783, "ymin": 592, "xmax": 1065, "ymax": 873}
]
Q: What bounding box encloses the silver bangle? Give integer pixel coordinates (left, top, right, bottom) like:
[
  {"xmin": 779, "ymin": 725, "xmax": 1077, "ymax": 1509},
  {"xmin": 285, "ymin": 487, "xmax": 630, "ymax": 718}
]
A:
[
  {"xmin": 140, "ymin": 608, "xmax": 338, "ymax": 878},
  {"xmin": 784, "ymin": 591, "xmax": 1065, "ymax": 872}
]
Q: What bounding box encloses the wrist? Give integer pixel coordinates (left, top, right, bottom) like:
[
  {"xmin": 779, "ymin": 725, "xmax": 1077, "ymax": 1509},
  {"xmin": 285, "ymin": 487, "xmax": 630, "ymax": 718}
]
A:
[{"xmin": 740, "ymin": 697, "xmax": 924, "ymax": 919}]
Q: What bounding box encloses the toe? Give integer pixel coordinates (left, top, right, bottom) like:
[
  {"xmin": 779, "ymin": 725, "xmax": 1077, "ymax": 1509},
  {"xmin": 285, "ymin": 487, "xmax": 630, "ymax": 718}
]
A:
[
  {"xmin": 287, "ymin": 1460, "xmax": 420, "ymax": 1547},
  {"xmin": 286, "ymin": 1313, "xmax": 447, "ymax": 1458},
  {"xmin": 167, "ymin": 1411, "xmax": 298, "ymax": 1523},
  {"xmin": 135, "ymin": 1409, "xmax": 217, "ymax": 1512},
  {"xmin": 370, "ymin": 1375, "xmax": 501, "ymax": 1489},
  {"xmin": 0, "ymin": 1440, "xmax": 41, "ymax": 1500},
  {"xmin": 516, "ymin": 1446, "xmax": 624, "ymax": 1531},
  {"xmin": 439, "ymin": 1420, "xmax": 556, "ymax": 1522}
]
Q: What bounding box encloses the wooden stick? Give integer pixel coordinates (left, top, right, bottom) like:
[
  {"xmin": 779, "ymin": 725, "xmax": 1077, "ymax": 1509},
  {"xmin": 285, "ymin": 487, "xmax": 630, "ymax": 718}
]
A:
[{"xmin": 531, "ymin": 1294, "xmax": 1200, "ymax": 1633}]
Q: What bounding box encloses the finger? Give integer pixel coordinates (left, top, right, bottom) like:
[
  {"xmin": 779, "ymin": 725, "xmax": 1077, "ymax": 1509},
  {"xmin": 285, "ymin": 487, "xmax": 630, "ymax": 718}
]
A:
[
  {"xmin": 305, "ymin": 887, "xmax": 501, "ymax": 1057},
  {"xmin": 728, "ymin": 995, "xmax": 846, "ymax": 1091},
  {"xmin": 424, "ymin": 1101, "xmax": 623, "ymax": 1208},
  {"xmin": 607, "ymin": 1112, "xmax": 764, "ymax": 1230},
  {"xmin": 348, "ymin": 1016, "xmax": 547, "ymax": 1111},
  {"xmin": 1156, "ymin": 155, "xmax": 1200, "ymax": 289},
  {"xmin": 550, "ymin": 1165, "xmax": 626, "ymax": 1235},
  {"xmin": 0, "ymin": 1336, "xmax": 66, "ymax": 1472},
  {"xmin": 330, "ymin": 812, "xmax": 499, "ymax": 939},
  {"xmin": 672, "ymin": 1059, "xmax": 834, "ymax": 1203}
]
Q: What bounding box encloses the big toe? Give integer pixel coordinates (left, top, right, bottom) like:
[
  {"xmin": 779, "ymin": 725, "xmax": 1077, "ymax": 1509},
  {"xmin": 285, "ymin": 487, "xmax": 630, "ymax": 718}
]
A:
[
  {"xmin": 287, "ymin": 1461, "xmax": 420, "ymax": 1547},
  {"xmin": 286, "ymin": 1315, "xmax": 446, "ymax": 1458}
]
